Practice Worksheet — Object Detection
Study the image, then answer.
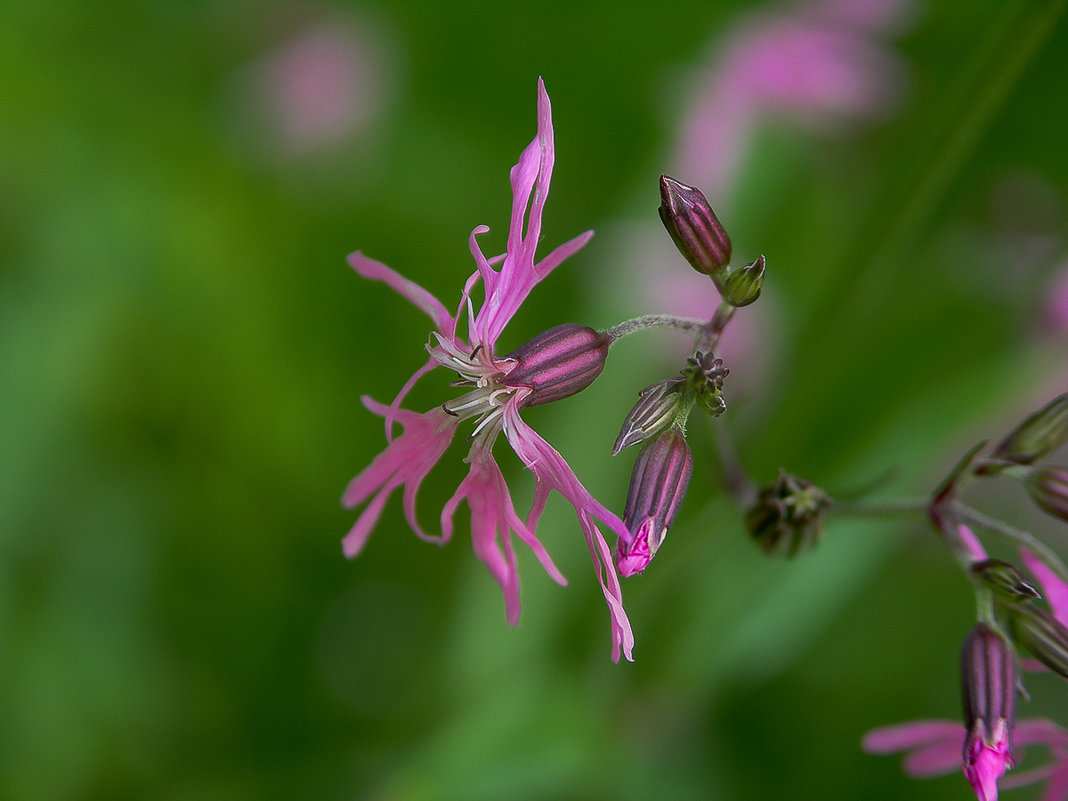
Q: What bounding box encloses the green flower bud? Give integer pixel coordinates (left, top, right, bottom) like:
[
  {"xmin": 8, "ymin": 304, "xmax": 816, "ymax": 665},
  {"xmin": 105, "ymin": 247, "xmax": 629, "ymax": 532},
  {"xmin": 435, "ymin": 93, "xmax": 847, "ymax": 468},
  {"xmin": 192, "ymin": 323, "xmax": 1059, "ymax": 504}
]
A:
[
  {"xmin": 989, "ymin": 394, "xmax": 1068, "ymax": 469},
  {"xmin": 721, "ymin": 255, "xmax": 765, "ymax": 308},
  {"xmin": 971, "ymin": 559, "xmax": 1041, "ymax": 603},
  {"xmin": 1008, "ymin": 602, "xmax": 1068, "ymax": 680}
]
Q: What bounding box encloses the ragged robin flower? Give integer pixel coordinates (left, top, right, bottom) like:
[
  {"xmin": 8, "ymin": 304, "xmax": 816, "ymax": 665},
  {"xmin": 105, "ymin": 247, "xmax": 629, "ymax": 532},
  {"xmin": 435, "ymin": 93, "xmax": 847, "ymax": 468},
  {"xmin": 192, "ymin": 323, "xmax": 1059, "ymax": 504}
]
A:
[{"xmin": 342, "ymin": 78, "xmax": 634, "ymax": 661}]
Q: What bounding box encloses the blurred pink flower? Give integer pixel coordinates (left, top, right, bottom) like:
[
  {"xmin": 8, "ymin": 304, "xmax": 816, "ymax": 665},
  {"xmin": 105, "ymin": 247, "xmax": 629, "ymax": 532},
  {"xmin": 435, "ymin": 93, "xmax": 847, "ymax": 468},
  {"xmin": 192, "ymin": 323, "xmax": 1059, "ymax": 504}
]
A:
[
  {"xmin": 1046, "ymin": 261, "xmax": 1068, "ymax": 335},
  {"xmin": 865, "ymin": 718, "xmax": 1068, "ymax": 801},
  {"xmin": 613, "ymin": 0, "xmax": 911, "ymax": 393},
  {"xmin": 237, "ymin": 18, "xmax": 391, "ymax": 158},
  {"xmin": 677, "ymin": 0, "xmax": 910, "ymax": 196},
  {"xmin": 343, "ymin": 80, "xmax": 635, "ymax": 662}
]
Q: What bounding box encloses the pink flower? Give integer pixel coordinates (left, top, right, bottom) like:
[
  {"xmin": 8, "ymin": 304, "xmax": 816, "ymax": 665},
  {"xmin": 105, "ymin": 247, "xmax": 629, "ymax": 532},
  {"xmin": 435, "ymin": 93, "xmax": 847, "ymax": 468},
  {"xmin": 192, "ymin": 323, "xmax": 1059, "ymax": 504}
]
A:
[
  {"xmin": 864, "ymin": 719, "xmax": 1068, "ymax": 801},
  {"xmin": 343, "ymin": 79, "xmax": 635, "ymax": 661}
]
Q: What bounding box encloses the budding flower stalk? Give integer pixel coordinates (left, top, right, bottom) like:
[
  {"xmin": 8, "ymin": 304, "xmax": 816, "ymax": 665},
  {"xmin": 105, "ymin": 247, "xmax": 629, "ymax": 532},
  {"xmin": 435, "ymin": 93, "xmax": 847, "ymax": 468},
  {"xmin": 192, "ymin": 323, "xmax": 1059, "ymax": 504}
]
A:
[
  {"xmin": 961, "ymin": 623, "xmax": 1016, "ymax": 801},
  {"xmin": 658, "ymin": 174, "xmax": 732, "ymax": 279}
]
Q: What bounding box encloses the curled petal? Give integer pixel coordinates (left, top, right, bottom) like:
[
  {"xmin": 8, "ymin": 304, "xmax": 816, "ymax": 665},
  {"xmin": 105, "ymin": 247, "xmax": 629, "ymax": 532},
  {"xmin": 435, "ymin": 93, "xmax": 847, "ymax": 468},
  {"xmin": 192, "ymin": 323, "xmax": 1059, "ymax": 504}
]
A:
[
  {"xmin": 441, "ymin": 442, "xmax": 567, "ymax": 626},
  {"xmin": 342, "ymin": 401, "xmax": 457, "ymax": 556},
  {"xmin": 501, "ymin": 403, "xmax": 634, "ymax": 661},
  {"xmin": 348, "ymin": 251, "xmax": 456, "ymax": 338}
]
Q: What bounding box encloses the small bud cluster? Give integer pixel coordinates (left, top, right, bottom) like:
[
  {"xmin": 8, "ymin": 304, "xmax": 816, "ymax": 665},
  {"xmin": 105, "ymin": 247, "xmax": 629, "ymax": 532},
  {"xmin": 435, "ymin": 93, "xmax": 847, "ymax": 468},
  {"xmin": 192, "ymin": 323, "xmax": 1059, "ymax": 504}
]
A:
[{"xmin": 745, "ymin": 470, "xmax": 832, "ymax": 556}]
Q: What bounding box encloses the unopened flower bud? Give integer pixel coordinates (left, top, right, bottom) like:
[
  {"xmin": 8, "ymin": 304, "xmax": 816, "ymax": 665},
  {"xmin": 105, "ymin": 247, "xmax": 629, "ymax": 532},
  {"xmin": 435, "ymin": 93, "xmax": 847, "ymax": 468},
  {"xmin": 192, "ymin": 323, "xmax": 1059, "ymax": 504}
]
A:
[
  {"xmin": 1025, "ymin": 466, "xmax": 1068, "ymax": 523},
  {"xmin": 745, "ymin": 470, "xmax": 832, "ymax": 556},
  {"xmin": 1009, "ymin": 601, "xmax": 1068, "ymax": 679},
  {"xmin": 961, "ymin": 623, "xmax": 1016, "ymax": 801},
  {"xmin": 990, "ymin": 393, "xmax": 1068, "ymax": 468},
  {"xmin": 616, "ymin": 427, "xmax": 693, "ymax": 577},
  {"xmin": 721, "ymin": 254, "xmax": 766, "ymax": 308},
  {"xmin": 971, "ymin": 559, "xmax": 1041, "ymax": 603},
  {"xmin": 503, "ymin": 324, "xmax": 610, "ymax": 407},
  {"xmin": 658, "ymin": 174, "xmax": 731, "ymax": 278},
  {"xmin": 681, "ymin": 351, "xmax": 729, "ymax": 417},
  {"xmin": 613, "ymin": 379, "xmax": 686, "ymax": 455}
]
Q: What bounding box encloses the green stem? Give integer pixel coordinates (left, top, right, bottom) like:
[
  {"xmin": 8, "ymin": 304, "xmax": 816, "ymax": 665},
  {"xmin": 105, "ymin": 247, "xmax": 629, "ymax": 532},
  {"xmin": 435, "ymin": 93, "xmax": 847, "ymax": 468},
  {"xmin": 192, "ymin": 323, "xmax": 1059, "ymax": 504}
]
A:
[{"xmin": 954, "ymin": 503, "xmax": 1068, "ymax": 585}]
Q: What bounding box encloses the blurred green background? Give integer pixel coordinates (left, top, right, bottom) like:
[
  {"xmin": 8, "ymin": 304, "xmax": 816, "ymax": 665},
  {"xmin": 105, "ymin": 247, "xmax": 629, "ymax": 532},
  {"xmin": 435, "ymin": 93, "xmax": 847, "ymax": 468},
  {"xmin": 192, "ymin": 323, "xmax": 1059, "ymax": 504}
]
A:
[{"xmin": 3, "ymin": 1, "xmax": 1068, "ymax": 799}]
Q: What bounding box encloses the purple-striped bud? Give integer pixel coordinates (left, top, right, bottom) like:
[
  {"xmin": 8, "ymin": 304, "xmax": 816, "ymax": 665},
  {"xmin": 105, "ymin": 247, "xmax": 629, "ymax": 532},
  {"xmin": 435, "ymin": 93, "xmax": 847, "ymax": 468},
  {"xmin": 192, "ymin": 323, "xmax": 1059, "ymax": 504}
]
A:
[
  {"xmin": 612, "ymin": 379, "xmax": 686, "ymax": 456},
  {"xmin": 961, "ymin": 623, "xmax": 1016, "ymax": 801},
  {"xmin": 502, "ymin": 323, "xmax": 610, "ymax": 407},
  {"xmin": 1026, "ymin": 466, "xmax": 1068, "ymax": 524},
  {"xmin": 989, "ymin": 393, "xmax": 1068, "ymax": 468},
  {"xmin": 616, "ymin": 427, "xmax": 693, "ymax": 577},
  {"xmin": 659, "ymin": 175, "xmax": 731, "ymax": 278}
]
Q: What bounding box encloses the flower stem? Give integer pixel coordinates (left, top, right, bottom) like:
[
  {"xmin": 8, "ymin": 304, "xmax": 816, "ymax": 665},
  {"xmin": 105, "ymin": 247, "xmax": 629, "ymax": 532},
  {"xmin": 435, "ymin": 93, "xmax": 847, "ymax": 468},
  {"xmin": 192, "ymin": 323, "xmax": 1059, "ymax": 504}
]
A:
[
  {"xmin": 954, "ymin": 503, "xmax": 1068, "ymax": 584},
  {"xmin": 602, "ymin": 313, "xmax": 710, "ymax": 343}
]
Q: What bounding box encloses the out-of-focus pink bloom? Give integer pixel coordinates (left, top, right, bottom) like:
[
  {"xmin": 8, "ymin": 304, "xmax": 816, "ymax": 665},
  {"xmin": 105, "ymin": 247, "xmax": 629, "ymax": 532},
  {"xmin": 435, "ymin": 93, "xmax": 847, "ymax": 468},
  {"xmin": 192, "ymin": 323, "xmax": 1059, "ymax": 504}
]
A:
[
  {"xmin": 677, "ymin": 0, "xmax": 910, "ymax": 197},
  {"xmin": 343, "ymin": 80, "xmax": 635, "ymax": 661},
  {"xmin": 611, "ymin": 0, "xmax": 911, "ymax": 393},
  {"xmin": 237, "ymin": 18, "xmax": 391, "ymax": 158},
  {"xmin": 865, "ymin": 718, "xmax": 1068, "ymax": 801},
  {"xmin": 1046, "ymin": 262, "xmax": 1068, "ymax": 335}
]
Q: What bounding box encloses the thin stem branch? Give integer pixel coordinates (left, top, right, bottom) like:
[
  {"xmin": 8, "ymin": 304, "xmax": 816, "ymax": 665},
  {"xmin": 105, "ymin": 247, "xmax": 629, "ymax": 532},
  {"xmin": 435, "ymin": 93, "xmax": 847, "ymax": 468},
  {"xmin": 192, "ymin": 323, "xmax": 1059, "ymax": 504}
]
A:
[
  {"xmin": 955, "ymin": 503, "xmax": 1068, "ymax": 584},
  {"xmin": 602, "ymin": 313, "xmax": 710, "ymax": 343},
  {"xmin": 833, "ymin": 497, "xmax": 930, "ymax": 518}
]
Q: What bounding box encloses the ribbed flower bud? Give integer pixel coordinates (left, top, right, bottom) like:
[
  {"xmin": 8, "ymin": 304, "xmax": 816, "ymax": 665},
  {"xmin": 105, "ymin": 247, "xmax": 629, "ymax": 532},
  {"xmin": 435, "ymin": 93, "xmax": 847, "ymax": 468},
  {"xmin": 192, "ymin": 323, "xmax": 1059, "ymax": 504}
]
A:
[
  {"xmin": 961, "ymin": 623, "xmax": 1016, "ymax": 801},
  {"xmin": 971, "ymin": 559, "xmax": 1041, "ymax": 604},
  {"xmin": 1025, "ymin": 466, "xmax": 1068, "ymax": 524},
  {"xmin": 989, "ymin": 393, "xmax": 1068, "ymax": 468},
  {"xmin": 1008, "ymin": 602, "xmax": 1068, "ymax": 679},
  {"xmin": 721, "ymin": 254, "xmax": 766, "ymax": 308},
  {"xmin": 613, "ymin": 379, "xmax": 686, "ymax": 456},
  {"xmin": 745, "ymin": 470, "xmax": 832, "ymax": 556},
  {"xmin": 503, "ymin": 324, "xmax": 610, "ymax": 407},
  {"xmin": 616, "ymin": 427, "xmax": 693, "ymax": 577},
  {"xmin": 658, "ymin": 175, "xmax": 731, "ymax": 278}
]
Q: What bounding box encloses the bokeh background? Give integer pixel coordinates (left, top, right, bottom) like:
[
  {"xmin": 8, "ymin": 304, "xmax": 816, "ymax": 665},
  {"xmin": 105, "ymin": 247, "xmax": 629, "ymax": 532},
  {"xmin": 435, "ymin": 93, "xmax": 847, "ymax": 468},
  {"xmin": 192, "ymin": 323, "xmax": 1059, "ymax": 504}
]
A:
[{"xmin": 3, "ymin": 0, "xmax": 1068, "ymax": 799}]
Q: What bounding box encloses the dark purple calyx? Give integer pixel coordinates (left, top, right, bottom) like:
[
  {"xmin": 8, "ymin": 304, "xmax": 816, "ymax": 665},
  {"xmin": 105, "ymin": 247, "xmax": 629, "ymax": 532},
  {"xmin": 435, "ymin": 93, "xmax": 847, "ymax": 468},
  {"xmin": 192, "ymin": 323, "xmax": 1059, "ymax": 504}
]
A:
[{"xmin": 502, "ymin": 323, "xmax": 610, "ymax": 407}]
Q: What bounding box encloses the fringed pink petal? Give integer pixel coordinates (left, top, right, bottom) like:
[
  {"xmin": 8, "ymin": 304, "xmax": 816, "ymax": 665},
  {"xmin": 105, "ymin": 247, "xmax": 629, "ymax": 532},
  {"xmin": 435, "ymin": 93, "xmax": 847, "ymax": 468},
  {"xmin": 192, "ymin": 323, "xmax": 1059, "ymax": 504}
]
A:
[
  {"xmin": 440, "ymin": 442, "xmax": 566, "ymax": 626},
  {"xmin": 348, "ymin": 251, "xmax": 456, "ymax": 337},
  {"xmin": 533, "ymin": 229, "xmax": 594, "ymax": 283},
  {"xmin": 862, "ymin": 720, "xmax": 962, "ymax": 754},
  {"xmin": 341, "ymin": 404, "xmax": 457, "ymax": 556},
  {"xmin": 501, "ymin": 403, "xmax": 634, "ymax": 661},
  {"xmin": 519, "ymin": 76, "xmax": 554, "ymax": 264},
  {"xmin": 862, "ymin": 720, "xmax": 964, "ymax": 776},
  {"xmin": 383, "ymin": 357, "xmax": 439, "ymax": 442},
  {"xmin": 1038, "ymin": 759, "xmax": 1068, "ymax": 801}
]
